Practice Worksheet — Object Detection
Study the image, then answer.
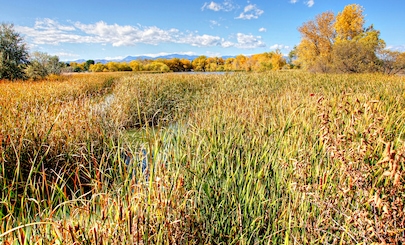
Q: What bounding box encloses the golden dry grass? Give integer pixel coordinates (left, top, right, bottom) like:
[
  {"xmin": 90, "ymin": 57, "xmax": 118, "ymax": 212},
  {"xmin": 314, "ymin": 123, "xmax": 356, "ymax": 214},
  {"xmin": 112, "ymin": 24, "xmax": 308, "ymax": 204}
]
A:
[{"xmin": 1, "ymin": 71, "xmax": 404, "ymax": 244}]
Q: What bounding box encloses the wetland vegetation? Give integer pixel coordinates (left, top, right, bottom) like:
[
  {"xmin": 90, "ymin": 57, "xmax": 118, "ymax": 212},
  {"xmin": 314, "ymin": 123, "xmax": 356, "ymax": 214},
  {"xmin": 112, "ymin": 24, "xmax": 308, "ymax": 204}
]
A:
[{"xmin": 1, "ymin": 71, "xmax": 404, "ymax": 244}]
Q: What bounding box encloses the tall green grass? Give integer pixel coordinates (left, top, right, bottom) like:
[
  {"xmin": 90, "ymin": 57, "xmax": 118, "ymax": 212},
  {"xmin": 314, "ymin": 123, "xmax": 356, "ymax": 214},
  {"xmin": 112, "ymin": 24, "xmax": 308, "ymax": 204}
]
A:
[{"xmin": 1, "ymin": 72, "xmax": 404, "ymax": 244}]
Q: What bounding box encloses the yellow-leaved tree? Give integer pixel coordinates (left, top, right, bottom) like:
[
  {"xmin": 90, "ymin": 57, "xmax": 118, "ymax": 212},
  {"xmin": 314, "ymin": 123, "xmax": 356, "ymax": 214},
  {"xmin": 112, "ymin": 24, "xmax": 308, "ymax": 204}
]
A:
[
  {"xmin": 129, "ymin": 60, "xmax": 141, "ymax": 71},
  {"xmin": 89, "ymin": 63, "xmax": 105, "ymax": 72},
  {"xmin": 296, "ymin": 4, "xmax": 386, "ymax": 73},
  {"xmin": 296, "ymin": 12, "xmax": 335, "ymax": 72},
  {"xmin": 269, "ymin": 51, "xmax": 286, "ymax": 70},
  {"xmin": 334, "ymin": 4, "xmax": 364, "ymax": 41},
  {"xmin": 191, "ymin": 56, "xmax": 207, "ymax": 71},
  {"xmin": 250, "ymin": 53, "xmax": 273, "ymax": 71},
  {"xmin": 333, "ymin": 4, "xmax": 385, "ymax": 73},
  {"xmin": 233, "ymin": 55, "xmax": 249, "ymax": 71},
  {"xmin": 249, "ymin": 52, "xmax": 286, "ymax": 71}
]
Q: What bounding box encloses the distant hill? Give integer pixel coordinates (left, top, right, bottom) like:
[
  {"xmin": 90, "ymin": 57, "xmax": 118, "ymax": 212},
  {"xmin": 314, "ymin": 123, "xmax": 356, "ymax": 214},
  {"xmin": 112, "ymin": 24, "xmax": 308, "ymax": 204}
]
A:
[
  {"xmin": 121, "ymin": 56, "xmax": 153, "ymax": 62},
  {"xmin": 154, "ymin": 54, "xmax": 200, "ymax": 60},
  {"xmin": 68, "ymin": 54, "xmax": 235, "ymax": 64}
]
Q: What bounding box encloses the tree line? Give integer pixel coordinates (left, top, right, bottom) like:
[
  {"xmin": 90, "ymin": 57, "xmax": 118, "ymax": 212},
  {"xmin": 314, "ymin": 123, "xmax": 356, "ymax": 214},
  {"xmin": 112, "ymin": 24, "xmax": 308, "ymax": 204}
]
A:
[
  {"xmin": 293, "ymin": 4, "xmax": 405, "ymax": 74},
  {"xmin": 66, "ymin": 51, "xmax": 286, "ymax": 73}
]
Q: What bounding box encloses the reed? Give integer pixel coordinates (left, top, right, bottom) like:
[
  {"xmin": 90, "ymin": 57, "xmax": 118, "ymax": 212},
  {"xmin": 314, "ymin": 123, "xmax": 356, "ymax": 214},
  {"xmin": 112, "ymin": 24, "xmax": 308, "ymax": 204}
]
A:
[{"xmin": 1, "ymin": 71, "xmax": 404, "ymax": 244}]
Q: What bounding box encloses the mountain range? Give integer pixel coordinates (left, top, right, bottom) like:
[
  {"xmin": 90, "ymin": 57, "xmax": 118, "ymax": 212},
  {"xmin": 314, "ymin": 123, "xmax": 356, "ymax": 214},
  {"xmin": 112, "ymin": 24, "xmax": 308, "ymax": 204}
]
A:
[{"xmin": 69, "ymin": 54, "xmax": 236, "ymax": 64}]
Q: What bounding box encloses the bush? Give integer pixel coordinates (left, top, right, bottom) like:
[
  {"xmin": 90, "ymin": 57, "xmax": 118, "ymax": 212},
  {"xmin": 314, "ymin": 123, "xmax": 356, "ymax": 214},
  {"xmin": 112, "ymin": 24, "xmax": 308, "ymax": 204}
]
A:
[{"xmin": 25, "ymin": 52, "xmax": 62, "ymax": 80}]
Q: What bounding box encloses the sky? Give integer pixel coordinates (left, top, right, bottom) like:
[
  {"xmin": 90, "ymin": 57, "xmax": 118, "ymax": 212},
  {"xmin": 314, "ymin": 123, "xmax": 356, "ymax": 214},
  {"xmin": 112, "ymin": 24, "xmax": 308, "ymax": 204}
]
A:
[{"xmin": 1, "ymin": 0, "xmax": 404, "ymax": 61}]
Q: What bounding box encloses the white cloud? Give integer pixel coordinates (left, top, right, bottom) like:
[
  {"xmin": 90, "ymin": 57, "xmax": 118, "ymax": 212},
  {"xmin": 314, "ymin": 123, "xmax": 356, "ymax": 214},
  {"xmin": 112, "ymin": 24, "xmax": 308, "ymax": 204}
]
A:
[
  {"xmin": 16, "ymin": 19, "xmax": 97, "ymax": 45},
  {"xmin": 202, "ymin": 2, "xmax": 221, "ymax": 11},
  {"xmin": 387, "ymin": 45, "xmax": 405, "ymax": 52},
  {"xmin": 54, "ymin": 52, "xmax": 79, "ymax": 57},
  {"xmin": 183, "ymin": 34, "xmax": 223, "ymax": 47},
  {"xmin": 16, "ymin": 26, "xmax": 91, "ymax": 45},
  {"xmin": 306, "ymin": 0, "xmax": 314, "ymax": 7},
  {"xmin": 222, "ymin": 0, "xmax": 236, "ymax": 11},
  {"xmin": 235, "ymin": 33, "xmax": 266, "ymax": 49},
  {"xmin": 50, "ymin": 52, "xmax": 80, "ymax": 61},
  {"xmin": 236, "ymin": 4, "xmax": 264, "ymax": 20},
  {"xmin": 202, "ymin": 0, "xmax": 235, "ymax": 12},
  {"xmin": 17, "ymin": 18, "xmax": 267, "ymax": 51},
  {"xmin": 259, "ymin": 27, "xmax": 267, "ymax": 32},
  {"xmin": 270, "ymin": 44, "xmax": 290, "ymax": 50},
  {"xmin": 18, "ymin": 19, "xmax": 182, "ymax": 47},
  {"xmin": 74, "ymin": 21, "xmax": 181, "ymax": 46},
  {"xmin": 34, "ymin": 18, "xmax": 76, "ymax": 31},
  {"xmin": 290, "ymin": 0, "xmax": 314, "ymax": 7},
  {"xmin": 209, "ymin": 20, "xmax": 220, "ymax": 27},
  {"xmin": 221, "ymin": 40, "xmax": 234, "ymax": 48}
]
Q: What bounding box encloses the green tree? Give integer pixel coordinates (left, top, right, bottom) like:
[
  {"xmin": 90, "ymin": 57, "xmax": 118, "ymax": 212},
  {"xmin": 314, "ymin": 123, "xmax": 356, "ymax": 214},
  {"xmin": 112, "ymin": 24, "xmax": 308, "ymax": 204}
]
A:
[
  {"xmin": 84, "ymin": 60, "xmax": 95, "ymax": 71},
  {"xmin": 288, "ymin": 46, "xmax": 298, "ymax": 68},
  {"xmin": 0, "ymin": 23, "xmax": 29, "ymax": 80}
]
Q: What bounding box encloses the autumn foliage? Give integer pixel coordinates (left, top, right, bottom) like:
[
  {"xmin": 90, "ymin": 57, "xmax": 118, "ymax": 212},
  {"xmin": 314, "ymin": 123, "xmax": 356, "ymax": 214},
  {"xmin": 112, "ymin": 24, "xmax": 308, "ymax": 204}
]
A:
[
  {"xmin": 66, "ymin": 51, "xmax": 286, "ymax": 74},
  {"xmin": 295, "ymin": 4, "xmax": 405, "ymax": 74}
]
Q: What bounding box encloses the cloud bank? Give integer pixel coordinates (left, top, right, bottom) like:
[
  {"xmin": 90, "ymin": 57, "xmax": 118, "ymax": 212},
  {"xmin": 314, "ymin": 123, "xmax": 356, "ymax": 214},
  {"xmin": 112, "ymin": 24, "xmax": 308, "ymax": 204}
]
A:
[{"xmin": 17, "ymin": 18, "xmax": 267, "ymax": 50}]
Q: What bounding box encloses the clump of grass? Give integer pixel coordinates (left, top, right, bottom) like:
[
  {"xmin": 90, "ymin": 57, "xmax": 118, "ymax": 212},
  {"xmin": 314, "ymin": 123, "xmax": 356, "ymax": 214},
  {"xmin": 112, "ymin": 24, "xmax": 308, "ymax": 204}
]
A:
[{"xmin": 104, "ymin": 73, "xmax": 215, "ymax": 130}]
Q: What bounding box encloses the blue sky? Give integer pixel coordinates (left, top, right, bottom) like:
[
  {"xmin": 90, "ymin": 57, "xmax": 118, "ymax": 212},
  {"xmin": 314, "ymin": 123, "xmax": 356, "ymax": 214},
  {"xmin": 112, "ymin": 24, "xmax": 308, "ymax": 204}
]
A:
[{"xmin": 1, "ymin": 0, "xmax": 404, "ymax": 61}]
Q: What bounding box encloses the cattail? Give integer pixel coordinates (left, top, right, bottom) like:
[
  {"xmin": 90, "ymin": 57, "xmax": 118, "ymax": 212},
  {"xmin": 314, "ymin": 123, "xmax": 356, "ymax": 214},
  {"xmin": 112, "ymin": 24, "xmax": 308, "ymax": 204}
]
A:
[
  {"xmin": 384, "ymin": 142, "xmax": 391, "ymax": 157},
  {"xmin": 393, "ymin": 173, "xmax": 401, "ymax": 187},
  {"xmin": 374, "ymin": 194, "xmax": 382, "ymax": 209},
  {"xmin": 383, "ymin": 205, "xmax": 389, "ymax": 215}
]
